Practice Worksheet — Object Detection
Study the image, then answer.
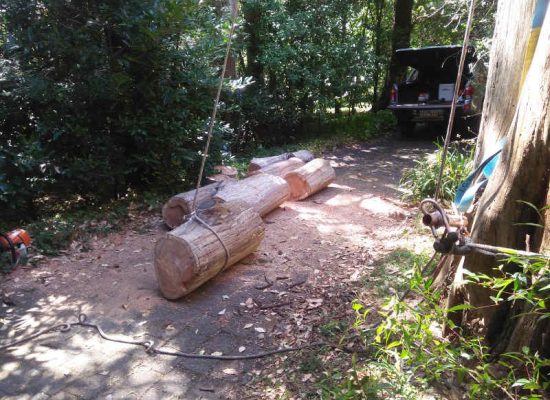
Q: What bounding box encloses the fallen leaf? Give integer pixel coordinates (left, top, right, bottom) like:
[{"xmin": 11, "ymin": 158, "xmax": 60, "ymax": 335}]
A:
[
  {"xmin": 244, "ymin": 323, "xmax": 253, "ymax": 329},
  {"xmin": 223, "ymin": 368, "xmax": 238, "ymax": 375},
  {"xmin": 254, "ymin": 327, "xmax": 266, "ymax": 333},
  {"xmin": 307, "ymin": 298, "xmax": 323, "ymax": 309}
]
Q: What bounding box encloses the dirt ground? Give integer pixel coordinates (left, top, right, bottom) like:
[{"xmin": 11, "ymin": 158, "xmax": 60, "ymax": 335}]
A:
[{"xmin": 0, "ymin": 134, "xmax": 436, "ymax": 399}]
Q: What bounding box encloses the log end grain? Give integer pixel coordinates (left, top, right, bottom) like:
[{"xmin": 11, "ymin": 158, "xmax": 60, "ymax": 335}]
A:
[
  {"xmin": 154, "ymin": 235, "xmax": 196, "ymax": 299},
  {"xmin": 162, "ymin": 202, "xmax": 190, "ymax": 230}
]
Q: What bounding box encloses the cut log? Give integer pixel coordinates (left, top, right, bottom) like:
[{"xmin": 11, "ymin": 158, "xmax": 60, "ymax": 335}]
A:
[
  {"xmin": 154, "ymin": 202, "xmax": 265, "ymax": 299},
  {"xmin": 248, "ymin": 154, "xmax": 291, "ymax": 173},
  {"xmin": 247, "ymin": 149, "xmax": 314, "ymax": 172},
  {"xmin": 247, "ymin": 157, "xmax": 305, "ymax": 178},
  {"xmin": 162, "ymin": 182, "xmax": 229, "ymax": 229},
  {"xmin": 215, "ymin": 173, "xmax": 289, "ymax": 217},
  {"xmin": 284, "ymin": 158, "xmax": 336, "ymax": 200},
  {"xmin": 291, "ymin": 150, "xmax": 315, "ymax": 163}
]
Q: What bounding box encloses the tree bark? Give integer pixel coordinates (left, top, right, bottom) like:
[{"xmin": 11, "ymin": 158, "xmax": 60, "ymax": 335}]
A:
[
  {"xmin": 154, "ymin": 202, "xmax": 265, "ymax": 299},
  {"xmin": 464, "ymin": 1, "xmax": 550, "ymax": 354},
  {"xmin": 162, "ymin": 182, "xmax": 229, "ymax": 229},
  {"xmin": 214, "ymin": 173, "xmax": 289, "ymax": 217},
  {"xmin": 247, "ymin": 150, "xmax": 314, "ymax": 172},
  {"xmin": 162, "ymin": 173, "xmax": 290, "ymax": 228},
  {"xmin": 247, "ymin": 157, "xmax": 305, "ymax": 178},
  {"xmin": 473, "ymin": 0, "xmax": 536, "ymax": 165},
  {"xmin": 374, "ymin": 0, "xmax": 413, "ymax": 111},
  {"xmin": 284, "ymin": 158, "xmax": 336, "ymax": 200}
]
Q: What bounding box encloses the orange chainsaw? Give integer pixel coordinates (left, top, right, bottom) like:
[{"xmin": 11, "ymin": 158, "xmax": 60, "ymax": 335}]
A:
[{"xmin": 0, "ymin": 229, "xmax": 31, "ymax": 270}]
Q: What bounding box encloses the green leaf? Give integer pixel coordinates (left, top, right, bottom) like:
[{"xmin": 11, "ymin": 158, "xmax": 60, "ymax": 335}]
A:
[{"xmin": 447, "ymin": 304, "xmax": 473, "ymax": 313}]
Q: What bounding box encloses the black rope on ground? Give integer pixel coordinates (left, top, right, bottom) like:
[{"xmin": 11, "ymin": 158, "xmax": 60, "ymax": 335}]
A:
[{"xmin": 1, "ymin": 313, "xmax": 347, "ymax": 360}]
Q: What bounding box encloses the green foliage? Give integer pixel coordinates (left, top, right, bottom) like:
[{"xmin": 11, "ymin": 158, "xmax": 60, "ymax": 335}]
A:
[
  {"xmin": 1, "ymin": 0, "xmax": 225, "ymax": 218},
  {"xmin": 400, "ymin": 141, "xmax": 473, "ymax": 203},
  {"xmin": 343, "ymin": 251, "xmax": 550, "ymax": 399}
]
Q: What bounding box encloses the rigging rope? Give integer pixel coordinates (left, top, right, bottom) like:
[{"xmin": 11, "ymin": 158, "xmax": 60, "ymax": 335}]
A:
[
  {"xmin": 0, "ymin": 313, "xmax": 329, "ymax": 360},
  {"xmin": 434, "ymin": 0, "xmax": 476, "ymax": 201},
  {"xmin": 191, "ymin": 0, "xmax": 239, "ymax": 212}
]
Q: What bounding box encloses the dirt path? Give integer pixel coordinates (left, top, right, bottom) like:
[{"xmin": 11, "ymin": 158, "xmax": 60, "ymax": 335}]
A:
[{"xmin": 0, "ymin": 135, "xmax": 436, "ymax": 400}]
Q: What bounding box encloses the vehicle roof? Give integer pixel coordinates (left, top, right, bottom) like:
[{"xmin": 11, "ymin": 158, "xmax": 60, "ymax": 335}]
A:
[{"xmin": 395, "ymin": 45, "xmax": 476, "ymax": 69}]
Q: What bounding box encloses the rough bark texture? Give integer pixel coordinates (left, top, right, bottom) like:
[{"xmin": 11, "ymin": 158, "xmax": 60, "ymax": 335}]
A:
[
  {"xmin": 247, "ymin": 157, "xmax": 305, "ymax": 178},
  {"xmin": 154, "ymin": 202, "xmax": 265, "ymax": 299},
  {"xmin": 214, "ymin": 173, "xmax": 290, "ymax": 217},
  {"xmin": 162, "ymin": 174, "xmax": 289, "ymax": 228},
  {"xmin": 162, "ymin": 182, "xmax": 229, "ymax": 229},
  {"xmin": 474, "ymin": 0, "xmax": 536, "ymax": 164},
  {"xmin": 465, "ymin": 3, "xmax": 550, "ymax": 354},
  {"xmin": 284, "ymin": 159, "xmax": 336, "ymax": 201},
  {"xmin": 247, "ymin": 150, "xmax": 314, "ymax": 172},
  {"xmin": 374, "ymin": 0, "xmax": 413, "ymax": 111}
]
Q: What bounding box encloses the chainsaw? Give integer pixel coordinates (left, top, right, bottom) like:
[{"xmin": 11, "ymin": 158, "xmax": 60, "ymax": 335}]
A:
[{"xmin": 0, "ymin": 229, "xmax": 31, "ymax": 271}]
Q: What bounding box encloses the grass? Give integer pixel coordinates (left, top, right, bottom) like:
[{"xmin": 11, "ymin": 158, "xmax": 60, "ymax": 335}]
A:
[
  {"xmin": 400, "ymin": 140, "xmax": 474, "ymax": 203},
  {"xmin": 366, "ymin": 248, "xmax": 431, "ymax": 297}
]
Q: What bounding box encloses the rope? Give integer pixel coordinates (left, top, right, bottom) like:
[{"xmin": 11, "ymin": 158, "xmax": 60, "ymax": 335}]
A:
[
  {"xmin": 186, "ymin": 1, "xmax": 239, "ymax": 267},
  {"xmin": 191, "ymin": 1, "xmax": 239, "ymax": 212},
  {"xmin": 0, "ymin": 313, "xmax": 330, "ymax": 360},
  {"xmin": 434, "ymin": 0, "xmax": 476, "ymax": 201},
  {"xmin": 193, "ymin": 213, "xmax": 230, "ymax": 269}
]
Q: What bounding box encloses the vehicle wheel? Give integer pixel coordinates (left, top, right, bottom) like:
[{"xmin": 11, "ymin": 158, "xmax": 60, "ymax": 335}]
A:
[{"xmin": 398, "ymin": 120, "xmax": 416, "ymax": 136}]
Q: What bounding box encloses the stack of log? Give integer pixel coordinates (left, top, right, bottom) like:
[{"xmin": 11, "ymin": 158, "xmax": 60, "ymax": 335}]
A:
[{"xmin": 155, "ymin": 149, "xmax": 336, "ymax": 299}]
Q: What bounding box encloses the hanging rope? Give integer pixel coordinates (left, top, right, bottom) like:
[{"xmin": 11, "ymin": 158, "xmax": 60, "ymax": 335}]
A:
[
  {"xmin": 434, "ymin": 0, "xmax": 476, "ymax": 201},
  {"xmin": 191, "ymin": 0, "xmax": 239, "ymax": 212}
]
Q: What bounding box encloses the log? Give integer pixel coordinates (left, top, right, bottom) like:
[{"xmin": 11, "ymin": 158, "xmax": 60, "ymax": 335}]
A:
[
  {"xmin": 162, "ymin": 182, "xmax": 229, "ymax": 229},
  {"xmin": 247, "ymin": 157, "xmax": 305, "ymax": 178},
  {"xmin": 248, "ymin": 154, "xmax": 291, "ymax": 173},
  {"xmin": 154, "ymin": 202, "xmax": 265, "ymax": 299},
  {"xmin": 284, "ymin": 158, "xmax": 336, "ymax": 200},
  {"xmin": 247, "ymin": 150, "xmax": 314, "ymax": 172},
  {"xmin": 291, "ymin": 150, "xmax": 315, "ymax": 163},
  {"xmin": 214, "ymin": 173, "xmax": 289, "ymax": 217}
]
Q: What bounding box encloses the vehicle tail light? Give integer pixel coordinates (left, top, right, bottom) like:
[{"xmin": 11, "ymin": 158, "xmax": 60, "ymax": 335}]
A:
[
  {"xmin": 390, "ymin": 84, "xmax": 398, "ymax": 104},
  {"xmin": 462, "ymin": 83, "xmax": 474, "ymax": 111}
]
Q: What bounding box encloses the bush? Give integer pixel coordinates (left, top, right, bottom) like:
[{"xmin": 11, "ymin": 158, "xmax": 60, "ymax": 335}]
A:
[
  {"xmin": 0, "ymin": 0, "xmax": 226, "ymax": 220},
  {"xmin": 400, "ymin": 141, "xmax": 473, "ymax": 203}
]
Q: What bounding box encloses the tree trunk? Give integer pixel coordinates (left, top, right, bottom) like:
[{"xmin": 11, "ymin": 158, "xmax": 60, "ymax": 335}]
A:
[
  {"xmin": 247, "ymin": 157, "xmax": 305, "ymax": 178},
  {"xmin": 162, "ymin": 173, "xmax": 290, "ymax": 228},
  {"xmin": 284, "ymin": 158, "xmax": 336, "ymax": 201},
  {"xmin": 473, "ymin": 0, "xmax": 536, "ymax": 165},
  {"xmin": 464, "ymin": 1, "xmax": 550, "ymax": 354},
  {"xmin": 162, "ymin": 182, "xmax": 229, "ymax": 229},
  {"xmin": 154, "ymin": 202, "xmax": 265, "ymax": 299},
  {"xmin": 374, "ymin": 0, "xmax": 413, "ymax": 111},
  {"xmin": 247, "ymin": 150, "xmax": 314, "ymax": 173},
  {"xmin": 214, "ymin": 173, "xmax": 289, "ymax": 217}
]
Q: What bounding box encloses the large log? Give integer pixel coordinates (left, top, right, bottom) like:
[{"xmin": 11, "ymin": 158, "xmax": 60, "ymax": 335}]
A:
[
  {"xmin": 248, "ymin": 154, "xmax": 291, "ymax": 173},
  {"xmin": 154, "ymin": 202, "xmax": 265, "ymax": 299},
  {"xmin": 284, "ymin": 158, "xmax": 336, "ymax": 200},
  {"xmin": 162, "ymin": 182, "xmax": 229, "ymax": 229},
  {"xmin": 214, "ymin": 173, "xmax": 289, "ymax": 217},
  {"xmin": 162, "ymin": 174, "xmax": 288, "ymax": 228},
  {"xmin": 247, "ymin": 150, "xmax": 314, "ymax": 172},
  {"xmin": 247, "ymin": 157, "xmax": 305, "ymax": 178}
]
